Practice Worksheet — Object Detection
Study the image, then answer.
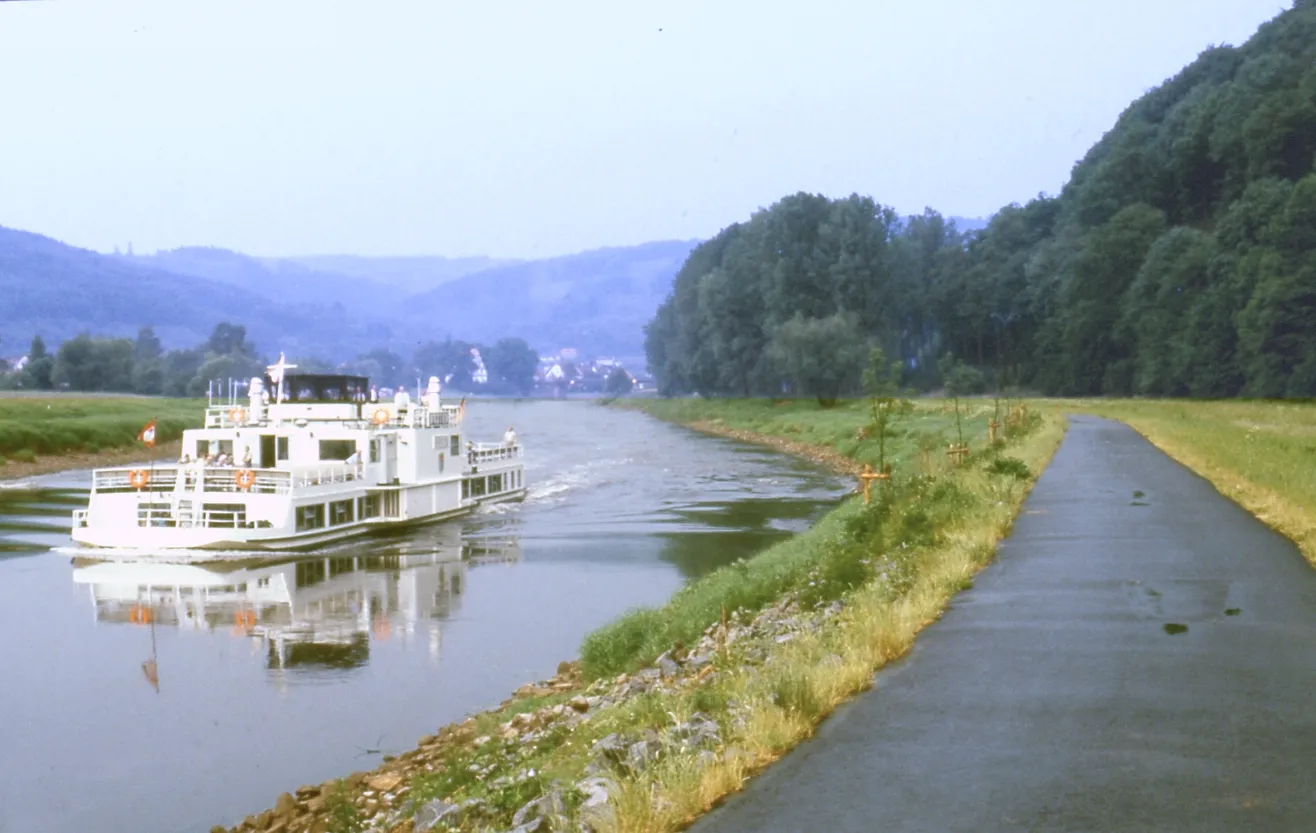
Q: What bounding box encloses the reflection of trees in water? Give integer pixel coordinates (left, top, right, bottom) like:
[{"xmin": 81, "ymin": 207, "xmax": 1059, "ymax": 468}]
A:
[
  {"xmin": 654, "ymin": 497, "xmax": 837, "ymax": 579},
  {"xmin": 0, "ymin": 487, "xmax": 89, "ymax": 553}
]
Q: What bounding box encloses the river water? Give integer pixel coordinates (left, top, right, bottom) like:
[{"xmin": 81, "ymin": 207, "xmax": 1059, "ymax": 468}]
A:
[{"xmin": 0, "ymin": 400, "xmax": 847, "ymax": 833}]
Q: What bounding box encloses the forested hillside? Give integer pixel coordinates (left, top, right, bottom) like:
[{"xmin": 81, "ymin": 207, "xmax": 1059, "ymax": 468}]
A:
[{"xmin": 647, "ymin": 2, "xmax": 1316, "ymax": 399}]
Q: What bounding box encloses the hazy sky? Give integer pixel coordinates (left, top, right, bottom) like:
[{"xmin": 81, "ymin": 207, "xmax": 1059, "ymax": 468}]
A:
[{"xmin": 0, "ymin": 0, "xmax": 1291, "ymax": 259}]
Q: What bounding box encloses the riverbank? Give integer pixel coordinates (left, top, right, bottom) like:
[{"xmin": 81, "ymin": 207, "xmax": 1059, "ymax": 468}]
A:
[
  {"xmin": 0, "ymin": 395, "xmax": 196, "ymax": 477},
  {"xmin": 0, "ymin": 439, "xmax": 183, "ymax": 482},
  {"xmin": 1042, "ymin": 399, "xmax": 1316, "ymax": 567},
  {"xmin": 216, "ymin": 397, "xmax": 1063, "ymax": 833}
]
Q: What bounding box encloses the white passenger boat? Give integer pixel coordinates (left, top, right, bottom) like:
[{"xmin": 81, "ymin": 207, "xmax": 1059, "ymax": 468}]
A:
[{"xmin": 71, "ymin": 364, "xmax": 526, "ymax": 552}]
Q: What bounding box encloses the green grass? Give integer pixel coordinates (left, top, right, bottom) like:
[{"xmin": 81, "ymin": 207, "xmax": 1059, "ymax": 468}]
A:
[
  {"xmin": 613, "ymin": 397, "xmax": 1004, "ymax": 471},
  {"xmin": 1045, "ymin": 398, "xmax": 1316, "ymax": 566},
  {"xmin": 0, "ymin": 396, "xmax": 201, "ymax": 458},
  {"xmin": 582, "ymin": 397, "xmax": 1042, "ymax": 678}
]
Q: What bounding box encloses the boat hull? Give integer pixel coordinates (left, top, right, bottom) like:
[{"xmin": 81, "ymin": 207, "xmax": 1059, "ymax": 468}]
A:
[{"xmin": 67, "ymin": 500, "xmax": 521, "ymax": 554}]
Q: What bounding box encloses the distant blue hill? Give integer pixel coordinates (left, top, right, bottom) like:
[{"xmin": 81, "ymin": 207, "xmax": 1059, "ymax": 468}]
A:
[{"xmin": 1, "ymin": 227, "xmax": 697, "ymax": 362}]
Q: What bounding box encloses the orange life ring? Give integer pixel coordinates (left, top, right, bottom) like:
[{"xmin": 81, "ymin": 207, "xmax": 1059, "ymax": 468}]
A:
[
  {"xmin": 235, "ymin": 609, "xmax": 256, "ymax": 629},
  {"xmin": 228, "ymin": 407, "xmax": 247, "ymax": 423},
  {"xmin": 129, "ymin": 605, "xmax": 153, "ymax": 625},
  {"xmin": 234, "ymin": 469, "xmax": 257, "ymax": 491},
  {"xmin": 371, "ymin": 408, "xmax": 390, "ymax": 425},
  {"xmin": 128, "ymin": 469, "xmax": 149, "ymax": 490}
]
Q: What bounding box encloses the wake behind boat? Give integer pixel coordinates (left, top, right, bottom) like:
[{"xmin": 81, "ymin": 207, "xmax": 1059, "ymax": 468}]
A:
[{"xmin": 71, "ymin": 358, "xmax": 526, "ymax": 553}]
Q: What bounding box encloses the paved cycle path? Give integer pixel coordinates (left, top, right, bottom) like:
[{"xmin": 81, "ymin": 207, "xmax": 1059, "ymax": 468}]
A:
[{"xmin": 693, "ymin": 415, "xmax": 1316, "ymax": 832}]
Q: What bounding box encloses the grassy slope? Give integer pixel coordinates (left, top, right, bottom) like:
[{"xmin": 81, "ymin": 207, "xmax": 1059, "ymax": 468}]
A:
[
  {"xmin": 1046, "ymin": 399, "xmax": 1316, "ymax": 565},
  {"xmin": 575, "ymin": 397, "xmax": 1065, "ymax": 831},
  {"xmin": 0, "ymin": 396, "xmax": 200, "ymax": 462}
]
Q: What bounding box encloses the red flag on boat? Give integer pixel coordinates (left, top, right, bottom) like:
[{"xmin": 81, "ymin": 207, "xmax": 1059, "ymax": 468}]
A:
[{"xmin": 138, "ymin": 419, "xmax": 157, "ymax": 448}]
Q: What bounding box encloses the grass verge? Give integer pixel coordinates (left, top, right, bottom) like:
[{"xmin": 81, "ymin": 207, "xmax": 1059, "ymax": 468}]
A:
[
  {"xmin": 1044, "ymin": 399, "xmax": 1316, "ymax": 567},
  {"xmin": 0, "ymin": 396, "xmax": 199, "ymax": 462}
]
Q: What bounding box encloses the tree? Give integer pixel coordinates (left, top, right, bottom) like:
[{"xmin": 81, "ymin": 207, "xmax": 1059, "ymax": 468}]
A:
[
  {"xmin": 415, "ymin": 339, "xmax": 477, "ymax": 390},
  {"xmin": 486, "ymin": 338, "xmax": 539, "ymax": 396},
  {"xmin": 862, "ymin": 347, "xmax": 908, "ymax": 474},
  {"xmin": 605, "ymin": 367, "xmax": 634, "ymax": 396},
  {"xmin": 939, "ymin": 353, "xmax": 980, "ymax": 448},
  {"xmin": 131, "ymin": 326, "xmax": 164, "ymax": 395},
  {"xmin": 52, "ymin": 334, "xmax": 134, "ymax": 392},
  {"xmin": 161, "ymin": 348, "xmax": 205, "ymax": 397},
  {"xmin": 206, "ymin": 322, "xmax": 254, "ymax": 357},
  {"xmin": 346, "ymin": 348, "xmax": 406, "ymax": 386},
  {"xmin": 767, "ymin": 313, "xmax": 867, "ymax": 407},
  {"xmin": 22, "ymin": 335, "xmax": 53, "ymax": 390}
]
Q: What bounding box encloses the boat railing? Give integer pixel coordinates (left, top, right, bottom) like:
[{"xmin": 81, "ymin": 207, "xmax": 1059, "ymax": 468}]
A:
[
  {"xmin": 136, "ymin": 506, "xmax": 265, "ymax": 529},
  {"xmin": 367, "ymin": 404, "xmax": 463, "ymax": 429},
  {"xmin": 289, "ymin": 463, "xmax": 367, "ymax": 487},
  {"xmin": 202, "ymin": 403, "xmax": 464, "ymax": 430},
  {"xmin": 468, "ymin": 443, "xmax": 522, "ymax": 464},
  {"xmin": 204, "ymin": 406, "xmax": 260, "ymax": 428},
  {"xmin": 91, "ymin": 465, "xmax": 293, "ymax": 495}
]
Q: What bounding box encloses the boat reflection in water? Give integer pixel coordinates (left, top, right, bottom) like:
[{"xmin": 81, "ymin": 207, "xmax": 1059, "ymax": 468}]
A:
[{"xmin": 68, "ymin": 526, "xmax": 522, "ymax": 680}]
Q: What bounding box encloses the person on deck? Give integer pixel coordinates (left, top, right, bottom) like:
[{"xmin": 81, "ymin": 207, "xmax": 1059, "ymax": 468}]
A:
[{"xmin": 504, "ymin": 426, "xmax": 517, "ymax": 447}]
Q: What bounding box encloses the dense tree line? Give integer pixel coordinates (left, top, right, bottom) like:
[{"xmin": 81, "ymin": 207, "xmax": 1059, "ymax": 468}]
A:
[
  {"xmin": 1, "ymin": 326, "xmax": 540, "ymax": 397},
  {"xmin": 648, "ymin": 2, "xmax": 1316, "ymax": 399}
]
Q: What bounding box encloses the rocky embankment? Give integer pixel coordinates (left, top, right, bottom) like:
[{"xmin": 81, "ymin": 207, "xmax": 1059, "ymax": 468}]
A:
[{"xmin": 216, "ymin": 591, "xmax": 845, "ymax": 833}]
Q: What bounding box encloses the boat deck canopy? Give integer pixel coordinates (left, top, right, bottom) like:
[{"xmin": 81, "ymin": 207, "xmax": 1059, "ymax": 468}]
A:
[{"xmin": 278, "ymin": 374, "xmax": 370, "ymax": 403}]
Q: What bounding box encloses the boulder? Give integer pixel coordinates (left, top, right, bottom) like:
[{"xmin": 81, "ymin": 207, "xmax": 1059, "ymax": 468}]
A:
[
  {"xmin": 625, "ymin": 740, "xmax": 661, "ymax": 773},
  {"xmin": 412, "ymin": 799, "xmax": 460, "ymax": 832},
  {"xmin": 655, "ymin": 652, "xmax": 681, "ymax": 679},
  {"xmin": 590, "ymin": 734, "xmax": 627, "ymax": 768},
  {"xmin": 368, "ymin": 774, "xmax": 403, "ymax": 792},
  {"xmin": 575, "ymin": 775, "xmax": 617, "ymax": 831},
  {"xmin": 511, "ymin": 789, "xmax": 568, "ymax": 832}
]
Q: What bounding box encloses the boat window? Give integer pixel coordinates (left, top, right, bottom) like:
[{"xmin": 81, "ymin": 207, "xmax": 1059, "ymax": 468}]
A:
[
  {"xmin": 329, "ymin": 499, "xmax": 354, "ymax": 526},
  {"xmin": 450, "ymin": 435, "xmax": 460, "ymax": 456},
  {"xmin": 370, "ymin": 440, "xmax": 381, "ymax": 463},
  {"xmin": 319, "ymin": 440, "xmax": 356, "ymax": 461},
  {"xmin": 203, "ymin": 503, "xmax": 246, "ymax": 529},
  {"xmin": 462, "ymin": 480, "xmax": 470, "ymax": 500},
  {"xmin": 195, "ymin": 440, "xmax": 208, "ymax": 459},
  {"xmin": 488, "ymin": 473, "xmax": 502, "ymax": 492},
  {"xmin": 277, "ymin": 437, "xmax": 289, "ymax": 461},
  {"xmin": 438, "ymin": 452, "xmax": 445, "ymax": 473},
  {"xmin": 295, "ymin": 504, "xmax": 325, "ymax": 532},
  {"xmin": 137, "ymin": 502, "xmax": 170, "ymax": 527},
  {"xmin": 356, "ymin": 494, "xmax": 381, "ymax": 519},
  {"xmin": 470, "ymin": 477, "xmax": 487, "ymax": 497}
]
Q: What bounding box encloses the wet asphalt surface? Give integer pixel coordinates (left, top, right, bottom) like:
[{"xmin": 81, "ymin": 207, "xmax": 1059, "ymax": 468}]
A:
[{"xmin": 692, "ymin": 416, "xmax": 1316, "ymax": 832}]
